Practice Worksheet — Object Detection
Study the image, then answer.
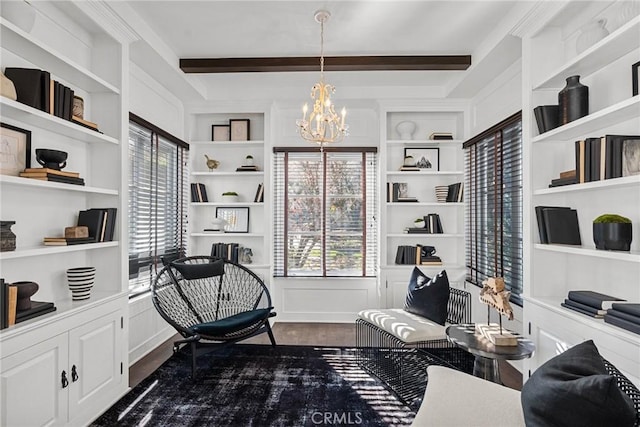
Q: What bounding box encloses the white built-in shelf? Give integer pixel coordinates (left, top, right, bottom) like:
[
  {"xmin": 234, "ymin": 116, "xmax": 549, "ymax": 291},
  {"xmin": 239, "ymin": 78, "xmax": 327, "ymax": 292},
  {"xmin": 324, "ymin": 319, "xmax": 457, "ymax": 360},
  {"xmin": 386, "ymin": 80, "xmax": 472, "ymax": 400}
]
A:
[
  {"xmin": 383, "ymin": 263, "xmax": 464, "ymax": 270},
  {"xmin": 0, "ymin": 175, "xmax": 118, "ymax": 195},
  {"xmin": 527, "ymin": 297, "xmax": 640, "ymax": 345},
  {"xmin": 386, "ymin": 139, "xmax": 464, "ymax": 146},
  {"xmin": 532, "ymin": 96, "xmax": 640, "ymax": 143},
  {"xmin": 0, "ymin": 242, "xmax": 119, "ymax": 260},
  {"xmin": 191, "ymin": 202, "xmax": 264, "ymax": 207},
  {"xmin": 386, "ymin": 202, "xmax": 463, "ymax": 207},
  {"xmin": 534, "ymin": 243, "xmax": 640, "ymax": 262},
  {"xmin": 190, "ymin": 233, "xmax": 263, "ymax": 238},
  {"xmin": 534, "ymin": 175, "xmax": 640, "ymax": 195},
  {"xmin": 0, "ymin": 98, "xmax": 119, "ymax": 145},
  {"xmin": 387, "ymin": 233, "xmax": 464, "ymax": 238},
  {"xmin": 191, "ymin": 171, "xmax": 264, "ymax": 177},
  {"xmin": 0, "ymin": 18, "xmax": 120, "ymax": 94},
  {"xmin": 189, "ymin": 140, "xmax": 265, "ymax": 146},
  {"xmin": 0, "ymin": 290, "xmax": 126, "ymax": 339},
  {"xmin": 386, "ymin": 170, "xmax": 463, "ymax": 176},
  {"xmin": 533, "ymin": 16, "xmax": 640, "ymax": 90}
]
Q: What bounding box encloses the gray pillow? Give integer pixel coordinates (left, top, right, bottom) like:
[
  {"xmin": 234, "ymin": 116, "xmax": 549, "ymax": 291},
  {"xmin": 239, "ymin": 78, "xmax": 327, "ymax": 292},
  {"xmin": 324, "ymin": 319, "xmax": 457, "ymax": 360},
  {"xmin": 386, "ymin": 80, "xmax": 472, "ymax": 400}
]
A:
[
  {"xmin": 521, "ymin": 340, "xmax": 635, "ymax": 427},
  {"xmin": 404, "ymin": 267, "xmax": 449, "ymax": 325}
]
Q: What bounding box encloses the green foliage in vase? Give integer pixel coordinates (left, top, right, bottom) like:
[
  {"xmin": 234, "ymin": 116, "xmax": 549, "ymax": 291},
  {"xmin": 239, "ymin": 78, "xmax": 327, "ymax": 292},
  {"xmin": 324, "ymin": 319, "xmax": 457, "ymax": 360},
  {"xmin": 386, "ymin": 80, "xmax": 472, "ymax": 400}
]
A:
[{"xmin": 593, "ymin": 214, "xmax": 631, "ymax": 224}]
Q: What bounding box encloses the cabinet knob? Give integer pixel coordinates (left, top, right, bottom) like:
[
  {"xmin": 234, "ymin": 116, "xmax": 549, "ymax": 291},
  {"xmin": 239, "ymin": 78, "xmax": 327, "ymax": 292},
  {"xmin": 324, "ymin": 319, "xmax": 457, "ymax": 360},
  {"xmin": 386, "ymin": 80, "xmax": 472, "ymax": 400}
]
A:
[
  {"xmin": 61, "ymin": 370, "xmax": 69, "ymax": 389},
  {"xmin": 71, "ymin": 365, "xmax": 79, "ymax": 382}
]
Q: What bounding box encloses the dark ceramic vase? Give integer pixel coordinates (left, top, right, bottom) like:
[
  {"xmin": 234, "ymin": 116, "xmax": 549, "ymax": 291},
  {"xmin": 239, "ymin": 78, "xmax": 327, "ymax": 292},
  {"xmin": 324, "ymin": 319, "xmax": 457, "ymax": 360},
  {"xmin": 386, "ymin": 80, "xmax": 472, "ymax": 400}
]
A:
[
  {"xmin": 559, "ymin": 75, "xmax": 589, "ymax": 125},
  {"xmin": 11, "ymin": 281, "xmax": 39, "ymax": 310},
  {"xmin": 0, "ymin": 221, "xmax": 16, "ymax": 252},
  {"xmin": 533, "ymin": 105, "xmax": 560, "ymax": 133},
  {"xmin": 593, "ymin": 222, "xmax": 632, "ymax": 251}
]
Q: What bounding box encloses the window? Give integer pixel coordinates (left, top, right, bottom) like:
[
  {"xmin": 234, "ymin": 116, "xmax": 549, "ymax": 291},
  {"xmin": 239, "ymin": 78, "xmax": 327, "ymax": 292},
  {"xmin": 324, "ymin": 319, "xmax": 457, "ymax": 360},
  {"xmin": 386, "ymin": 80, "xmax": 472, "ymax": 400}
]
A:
[
  {"xmin": 464, "ymin": 111, "xmax": 523, "ymax": 305},
  {"xmin": 128, "ymin": 113, "xmax": 189, "ymax": 296},
  {"xmin": 273, "ymin": 147, "xmax": 378, "ymax": 277}
]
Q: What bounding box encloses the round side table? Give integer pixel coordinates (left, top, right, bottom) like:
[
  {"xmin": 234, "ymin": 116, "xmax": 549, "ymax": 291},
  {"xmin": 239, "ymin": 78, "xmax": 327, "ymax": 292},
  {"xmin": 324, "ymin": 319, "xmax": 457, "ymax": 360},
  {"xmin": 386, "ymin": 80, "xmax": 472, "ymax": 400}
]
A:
[{"xmin": 445, "ymin": 323, "xmax": 535, "ymax": 384}]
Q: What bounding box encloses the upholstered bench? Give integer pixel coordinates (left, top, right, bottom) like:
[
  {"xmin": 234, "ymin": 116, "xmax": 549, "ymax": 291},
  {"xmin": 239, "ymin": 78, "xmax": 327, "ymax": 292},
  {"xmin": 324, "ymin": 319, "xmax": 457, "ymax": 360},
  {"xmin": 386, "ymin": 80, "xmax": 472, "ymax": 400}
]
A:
[
  {"xmin": 356, "ymin": 285, "xmax": 472, "ymax": 405},
  {"xmin": 412, "ymin": 340, "xmax": 640, "ymax": 427}
]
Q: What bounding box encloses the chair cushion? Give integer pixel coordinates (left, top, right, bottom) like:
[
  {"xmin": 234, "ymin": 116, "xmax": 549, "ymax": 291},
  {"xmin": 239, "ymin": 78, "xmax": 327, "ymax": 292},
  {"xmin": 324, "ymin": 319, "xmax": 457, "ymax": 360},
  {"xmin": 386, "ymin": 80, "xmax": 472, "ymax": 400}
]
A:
[
  {"xmin": 172, "ymin": 258, "xmax": 224, "ymax": 280},
  {"xmin": 413, "ymin": 365, "xmax": 524, "ymax": 427},
  {"xmin": 404, "ymin": 267, "xmax": 450, "ymax": 325},
  {"xmin": 191, "ymin": 308, "xmax": 272, "ymax": 337},
  {"xmin": 521, "ymin": 340, "xmax": 636, "ymax": 427},
  {"xmin": 357, "ymin": 308, "xmax": 446, "ymax": 343}
]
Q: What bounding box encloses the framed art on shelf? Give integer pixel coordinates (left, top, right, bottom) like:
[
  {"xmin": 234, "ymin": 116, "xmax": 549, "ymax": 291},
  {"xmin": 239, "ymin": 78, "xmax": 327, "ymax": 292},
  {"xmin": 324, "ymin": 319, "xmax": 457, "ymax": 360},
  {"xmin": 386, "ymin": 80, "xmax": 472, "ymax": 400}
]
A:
[
  {"xmin": 0, "ymin": 123, "xmax": 31, "ymax": 176},
  {"xmin": 230, "ymin": 119, "xmax": 250, "ymax": 141},
  {"xmin": 212, "ymin": 124, "xmax": 230, "ymax": 141},
  {"xmin": 216, "ymin": 206, "xmax": 250, "ymax": 233},
  {"xmin": 404, "ymin": 147, "xmax": 439, "ymax": 170}
]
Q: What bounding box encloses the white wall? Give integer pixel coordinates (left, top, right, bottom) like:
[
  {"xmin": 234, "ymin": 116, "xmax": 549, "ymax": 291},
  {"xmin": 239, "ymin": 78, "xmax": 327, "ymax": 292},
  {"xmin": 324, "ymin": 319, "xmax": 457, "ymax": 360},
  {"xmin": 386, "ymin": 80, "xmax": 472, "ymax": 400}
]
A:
[{"xmin": 127, "ymin": 63, "xmax": 185, "ymax": 365}]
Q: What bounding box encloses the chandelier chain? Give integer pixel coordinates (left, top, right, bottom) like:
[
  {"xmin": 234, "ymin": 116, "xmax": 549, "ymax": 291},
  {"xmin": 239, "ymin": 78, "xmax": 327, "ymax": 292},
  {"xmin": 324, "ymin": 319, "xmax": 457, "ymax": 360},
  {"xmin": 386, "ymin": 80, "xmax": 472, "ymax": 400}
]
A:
[{"xmin": 320, "ymin": 18, "xmax": 324, "ymax": 80}]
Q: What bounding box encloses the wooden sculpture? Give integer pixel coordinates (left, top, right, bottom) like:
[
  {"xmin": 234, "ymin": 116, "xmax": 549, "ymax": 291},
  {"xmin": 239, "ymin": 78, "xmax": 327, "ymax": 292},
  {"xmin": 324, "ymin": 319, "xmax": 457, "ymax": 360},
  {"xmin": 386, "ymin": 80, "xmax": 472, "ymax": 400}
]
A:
[{"xmin": 476, "ymin": 277, "xmax": 518, "ymax": 346}]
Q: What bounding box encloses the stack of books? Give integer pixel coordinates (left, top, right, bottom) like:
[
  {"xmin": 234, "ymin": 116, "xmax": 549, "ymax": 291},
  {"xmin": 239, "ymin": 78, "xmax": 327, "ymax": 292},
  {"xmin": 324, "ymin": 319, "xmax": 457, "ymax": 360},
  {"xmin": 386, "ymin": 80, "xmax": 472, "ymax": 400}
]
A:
[
  {"xmin": 211, "ymin": 242, "xmax": 240, "ymax": 263},
  {"xmin": 19, "ymin": 168, "xmax": 85, "ymax": 186},
  {"xmin": 604, "ymin": 303, "xmax": 640, "ymax": 335},
  {"xmin": 236, "ymin": 165, "xmax": 259, "ymax": 172},
  {"xmin": 429, "ymin": 132, "xmax": 453, "ymax": 140},
  {"xmin": 387, "ymin": 182, "xmax": 418, "ymax": 202},
  {"xmin": 0, "ymin": 279, "xmax": 56, "ymax": 329},
  {"xmin": 534, "ymin": 205, "xmax": 581, "ymax": 245},
  {"xmin": 395, "ymin": 245, "xmax": 442, "ymax": 265},
  {"xmin": 4, "ymin": 67, "xmax": 100, "ymax": 132},
  {"xmin": 76, "ymin": 208, "xmax": 117, "ymax": 243},
  {"xmin": 191, "ymin": 183, "xmax": 209, "ymax": 202},
  {"xmin": 574, "ymin": 135, "xmax": 640, "ymax": 183},
  {"xmin": 43, "ymin": 237, "xmax": 96, "ymax": 246},
  {"xmin": 446, "ymin": 182, "xmax": 463, "ymax": 202},
  {"xmin": 405, "ymin": 214, "xmax": 444, "ymax": 234},
  {"xmin": 548, "ymin": 169, "xmax": 577, "ymax": 188},
  {"xmin": 561, "ymin": 290, "xmax": 626, "ymax": 319}
]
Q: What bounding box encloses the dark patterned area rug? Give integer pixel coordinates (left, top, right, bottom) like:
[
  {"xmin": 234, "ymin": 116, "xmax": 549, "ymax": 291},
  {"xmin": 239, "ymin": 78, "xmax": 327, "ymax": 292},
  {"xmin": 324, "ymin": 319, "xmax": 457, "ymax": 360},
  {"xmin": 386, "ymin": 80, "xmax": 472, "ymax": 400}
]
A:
[{"xmin": 92, "ymin": 345, "xmax": 416, "ymax": 427}]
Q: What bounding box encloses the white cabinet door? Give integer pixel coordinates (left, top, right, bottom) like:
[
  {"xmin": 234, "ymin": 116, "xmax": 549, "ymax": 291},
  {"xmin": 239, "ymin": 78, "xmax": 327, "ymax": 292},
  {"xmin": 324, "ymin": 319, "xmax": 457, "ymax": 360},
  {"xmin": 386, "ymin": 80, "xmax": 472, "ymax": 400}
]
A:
[
  {"xmin": 67, "ymin": 311, "xmax": 122, "ymax": 423},
  {"xmin": 0, "ymin": 334, "xmax": 69, "ymax": 427}
]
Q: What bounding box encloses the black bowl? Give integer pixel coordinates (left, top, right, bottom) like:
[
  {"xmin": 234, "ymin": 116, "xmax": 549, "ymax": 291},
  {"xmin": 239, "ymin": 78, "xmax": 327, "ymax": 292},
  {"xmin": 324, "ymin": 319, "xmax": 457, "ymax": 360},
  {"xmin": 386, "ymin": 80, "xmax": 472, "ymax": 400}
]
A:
[{"xmin": 36, "ymin": 148, "xmax": 67, "ymax": 170}]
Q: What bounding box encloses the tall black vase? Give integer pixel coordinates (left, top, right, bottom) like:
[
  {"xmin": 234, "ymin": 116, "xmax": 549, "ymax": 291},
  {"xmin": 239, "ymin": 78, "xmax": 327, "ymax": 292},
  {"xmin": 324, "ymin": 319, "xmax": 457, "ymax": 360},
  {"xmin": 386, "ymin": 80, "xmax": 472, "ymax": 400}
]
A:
[{"xmin": 558, "ymin": 75, "xmax": 589, "ymax": 125}]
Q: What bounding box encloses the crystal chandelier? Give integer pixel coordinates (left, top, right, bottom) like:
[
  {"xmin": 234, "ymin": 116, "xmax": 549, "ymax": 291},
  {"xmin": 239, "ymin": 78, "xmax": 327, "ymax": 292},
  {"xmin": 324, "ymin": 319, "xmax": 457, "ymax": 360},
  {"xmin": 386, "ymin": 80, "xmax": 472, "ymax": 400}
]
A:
[{"xmin": 296, "ymin": 10, "xmax": 348, "ymax": 149}]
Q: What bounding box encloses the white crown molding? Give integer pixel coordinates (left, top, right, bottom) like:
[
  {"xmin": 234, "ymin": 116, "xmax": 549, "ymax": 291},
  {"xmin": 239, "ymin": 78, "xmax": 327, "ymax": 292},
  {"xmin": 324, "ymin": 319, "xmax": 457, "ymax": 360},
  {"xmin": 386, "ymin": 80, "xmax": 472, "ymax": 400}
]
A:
[
  {"xmin": 72, "ymin": 0, "xmax": 140, "ymax": 44},
  {"xmin": 510, "ymin": 1, "xmax": 570, "ymax": 38}
]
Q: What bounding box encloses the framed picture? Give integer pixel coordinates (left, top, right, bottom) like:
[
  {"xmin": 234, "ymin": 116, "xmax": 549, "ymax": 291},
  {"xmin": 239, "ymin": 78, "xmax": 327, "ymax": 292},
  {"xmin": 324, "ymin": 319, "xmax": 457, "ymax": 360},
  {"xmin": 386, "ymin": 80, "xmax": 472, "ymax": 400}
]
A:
[
  {"xmin": 0, "ymin": 123, "xmax": 31, "ymax": 176},
  {"xmin": 622, "ymin": 139, "xmax": 640, "ymax": 177},
  {"xmin": 216, "ymin": 206, "xmax": 249, "ymax": 233},
  {"xmin": 212, "ymin": 124, "xmax": 230, "ymax": 141},
  {"xmin": 229, "ymin": 119, "xmax": 250, "ymax": 141},
  {"xmin": 633, "ymin": 61, "xmax": 639, "ymax": 97},
  {"xmin": 404, "ymin": 147, "xmax": 439, "ymax": 171}
]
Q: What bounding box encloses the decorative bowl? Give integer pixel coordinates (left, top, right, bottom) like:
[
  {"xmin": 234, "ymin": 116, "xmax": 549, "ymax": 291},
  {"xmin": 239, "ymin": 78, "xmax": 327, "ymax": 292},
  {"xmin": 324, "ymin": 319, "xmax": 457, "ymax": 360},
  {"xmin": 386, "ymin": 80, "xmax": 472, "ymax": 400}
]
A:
[{"xmin": 36, "ymin": 148, "xmax": 68, "ymax": 170}]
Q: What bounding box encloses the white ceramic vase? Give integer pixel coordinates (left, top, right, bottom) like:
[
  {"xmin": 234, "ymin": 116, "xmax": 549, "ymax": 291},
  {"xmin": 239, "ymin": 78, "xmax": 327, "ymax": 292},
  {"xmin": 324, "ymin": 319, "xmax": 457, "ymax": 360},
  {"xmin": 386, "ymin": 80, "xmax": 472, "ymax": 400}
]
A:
[
  {"xmin": 66, "ymin": 267, "xmax": 96, "ymax": 301},
  {"xmin": 396, "ymin": 121, "xmax": 416, "ymax": 140}
]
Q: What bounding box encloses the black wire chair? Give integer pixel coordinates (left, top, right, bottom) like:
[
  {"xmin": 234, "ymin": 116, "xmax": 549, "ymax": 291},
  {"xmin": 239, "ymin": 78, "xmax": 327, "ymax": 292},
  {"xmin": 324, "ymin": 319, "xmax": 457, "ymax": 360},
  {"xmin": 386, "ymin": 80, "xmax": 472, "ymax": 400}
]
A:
[{"xmin": 152, "ymin": 255, "xmax": 276, "ymax": 377}]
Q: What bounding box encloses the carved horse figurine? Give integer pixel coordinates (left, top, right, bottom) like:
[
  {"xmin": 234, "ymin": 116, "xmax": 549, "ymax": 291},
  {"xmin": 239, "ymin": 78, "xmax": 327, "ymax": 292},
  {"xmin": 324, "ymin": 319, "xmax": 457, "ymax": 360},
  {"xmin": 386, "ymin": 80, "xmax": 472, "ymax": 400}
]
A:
[
  {"xmin": 239, "ymin": 247, "xmax": 253, "ymax": 264},
  {"xmin": 479, "ymin": 277, "xmax": 514, "ymax": 321}
]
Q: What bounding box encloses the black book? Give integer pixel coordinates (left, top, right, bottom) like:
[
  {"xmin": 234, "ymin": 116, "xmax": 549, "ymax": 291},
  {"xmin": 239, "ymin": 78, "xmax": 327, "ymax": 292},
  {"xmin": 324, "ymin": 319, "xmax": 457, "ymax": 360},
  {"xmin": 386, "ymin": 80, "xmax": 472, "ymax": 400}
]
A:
[
  {"xmin": 53, "ymin": 81, "xmax": 61, "ymax": 117},
  {"xmin": 542, "ymin": 208, "xmax": 581, "ymax": 245},
  {"xmin": 77, "ymin": 209, "xmax": 105, "ymax": 243},
  {"xmin": 90, "ymin": 208, "xmax": 117, "ymax": 241},
  {"xmin": 62, "ymin": 86, "xmax": 72, "ymax": 121},
  {"xmin": 603, "ymin": 135, "xmax": 640, "ymax": 179},
  {"xmin": 563, "ymin": 299, "xmax": 606, "ymax": 315},
  {"xmin": 15, "ymin": 301, "xmax": 56, "ymax": 323},
  {"xmin": 198, "ymin": 183, "xmax": 209, "ymax": 202},
  {"xmin": 190, "ymin": 183, "xmax": 199, "ymax": 202},
  {"xmin": 534, "ymin": 206, "xmax": 570, "ymax": 244},
  {"xmin": 561, "ymin": 302, "xmax": 604, "ymax": 318},
  {"xmin": 395, "ymin": 246, "xmax": 405, "ymax": 264},
  {"xmin": 4, "ymin": 67, "xmax": 42, "ymax": 110},
  {"xmin": 1, "ymin": 278, "xmax": 6, "ymax": 329},
  {"xmin": 549, "ymin": 177, "xmax": 578, "ymax": 187},
  {"xmin": 588, "ymin": 137, "xmax": 603, "ymax": 181},
  {"xmin": 406, "ymin": 228, "xmax": 430, "ymax": 234},
  {"xmin": 40, "ymin": 70, "xmax": 51, "ymax": 114},
  {"xmin": 610, "ymin": 303, "xmax": 640, "ymax": 318},
  {"xmin": 606, "ymin": 309, "xmax": 640, "ymax": 326},
  {"xmin": 575, "ymin": 139, "xmax": 591, "ymax": 183},
  {"xmin": 604, "ymin": 314, "xmax": 640, "ymax": 335},
  {"xmin": 567, "ymin": 290, "xmax": 626, "ymax": 310}
]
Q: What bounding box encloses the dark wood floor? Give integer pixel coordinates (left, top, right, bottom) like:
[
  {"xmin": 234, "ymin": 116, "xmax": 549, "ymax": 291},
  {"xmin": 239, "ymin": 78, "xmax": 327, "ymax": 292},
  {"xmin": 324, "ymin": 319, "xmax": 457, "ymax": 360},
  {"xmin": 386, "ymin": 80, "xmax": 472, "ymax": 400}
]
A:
[{"xmin": 129, "ymin": 322, "xmax": 522, "ymax": 390}]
